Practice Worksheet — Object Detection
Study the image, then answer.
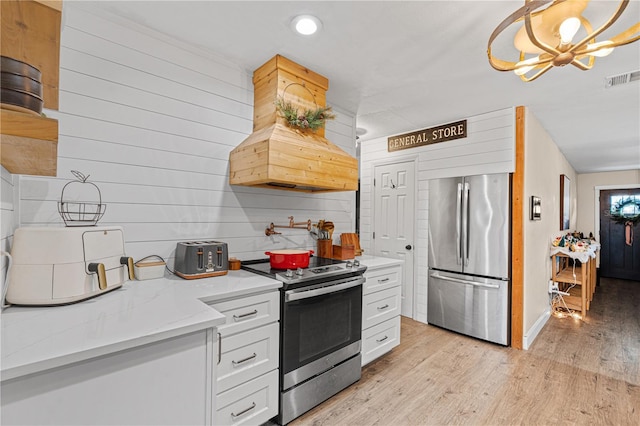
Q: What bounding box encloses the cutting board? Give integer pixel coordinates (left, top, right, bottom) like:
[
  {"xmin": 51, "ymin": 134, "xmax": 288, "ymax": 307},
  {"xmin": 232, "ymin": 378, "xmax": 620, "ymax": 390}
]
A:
[{"xmin": 340, "ymin": 233, "xmax": 362, "ymax": 256}]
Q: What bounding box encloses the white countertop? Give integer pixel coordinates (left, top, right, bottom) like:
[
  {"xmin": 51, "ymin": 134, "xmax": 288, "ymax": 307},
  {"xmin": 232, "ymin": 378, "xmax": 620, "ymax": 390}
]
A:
[
  {"xmin": 357, "ymin": 255, "xmax": 404, "ymax": 271},
  {"xmin": 0, "ymin": 270, "xmax": 281, "ymax": 382}
]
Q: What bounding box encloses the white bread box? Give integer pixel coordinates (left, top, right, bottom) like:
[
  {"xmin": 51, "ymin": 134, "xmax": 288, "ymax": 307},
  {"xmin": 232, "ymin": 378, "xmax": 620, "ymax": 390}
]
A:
[{"xmin": 6, "ymin": 226, "xmax": 133, "ymax": 306}]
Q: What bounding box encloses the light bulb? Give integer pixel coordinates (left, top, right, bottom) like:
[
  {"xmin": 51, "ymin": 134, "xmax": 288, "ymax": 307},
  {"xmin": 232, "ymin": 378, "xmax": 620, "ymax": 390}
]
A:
[
  {"xmin": 514, "ymin": 56, "xmax": 540, "ymax": 76},
  {"xmin": 291, "ymin": 15, "xmax": 322, "ymax": 36},
  {"xmin": 586, "ymin": 40, "xmax": 615, "ymax": 57},
  {"xmin": 559, "ymin": 17, "xmax": 581, "ymax": 44}
]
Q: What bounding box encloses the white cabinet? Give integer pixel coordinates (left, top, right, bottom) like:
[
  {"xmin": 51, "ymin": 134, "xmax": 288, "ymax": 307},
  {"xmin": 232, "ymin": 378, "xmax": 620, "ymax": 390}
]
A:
[
  {"xmin": 208, "ymin": 291, "xmax": 279, "ymax": 425},
  {"xmin": 361, "ymin": 262, "xmax": 402, "ymax": 366},
  {"xmin": 1, "ymin": 330, "xmax": 213, "ymax": 426}
]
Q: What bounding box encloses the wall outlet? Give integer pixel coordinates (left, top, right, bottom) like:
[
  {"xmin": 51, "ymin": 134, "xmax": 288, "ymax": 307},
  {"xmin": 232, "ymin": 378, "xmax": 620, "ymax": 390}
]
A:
[{"xmin": 548, "ymin": 280, "xmax": 559, "ymax": 294}]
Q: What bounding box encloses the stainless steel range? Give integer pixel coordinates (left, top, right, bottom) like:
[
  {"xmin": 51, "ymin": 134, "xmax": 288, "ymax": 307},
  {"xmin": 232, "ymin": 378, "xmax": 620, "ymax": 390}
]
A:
[{"xmin": 242, "ymin": 256, "xmax": 366, "ymax": 425}]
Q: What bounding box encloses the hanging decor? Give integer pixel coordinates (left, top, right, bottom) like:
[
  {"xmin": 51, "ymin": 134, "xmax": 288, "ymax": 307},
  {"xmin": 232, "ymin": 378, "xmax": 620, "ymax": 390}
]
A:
[
  {"xmin": 275, "ymin": 83, "xmax": 335, "ymax": 131},
  {"xmin": 608, "ymin": 197, "xmax": 639, "ymax": 246},
  {"xmin": 609, "ymin": 197, "xmax": 640, "ymax": 224},
  {"xmin": 487, "ymin": 0, "xmax": 640, "ymax": 82}
]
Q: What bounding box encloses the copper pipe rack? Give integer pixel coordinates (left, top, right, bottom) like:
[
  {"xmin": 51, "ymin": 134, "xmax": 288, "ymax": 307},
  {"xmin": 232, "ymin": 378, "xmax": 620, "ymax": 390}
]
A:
[{"xmin": 265, "ymin": 216, "xmax": 312, "ymax": 236}]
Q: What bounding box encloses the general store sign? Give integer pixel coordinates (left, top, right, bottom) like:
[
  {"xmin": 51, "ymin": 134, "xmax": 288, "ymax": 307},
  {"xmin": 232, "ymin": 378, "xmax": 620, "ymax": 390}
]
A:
[{"xmin": 388, "ymin": 120, "xmax": 467, "ymax": 152}]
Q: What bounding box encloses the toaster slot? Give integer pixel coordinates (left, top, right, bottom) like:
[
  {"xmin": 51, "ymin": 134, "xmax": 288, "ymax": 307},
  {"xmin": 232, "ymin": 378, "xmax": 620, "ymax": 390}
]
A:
[{"xmin": 197, "ymin": 248, "xmax": 204, "ymax": 270}]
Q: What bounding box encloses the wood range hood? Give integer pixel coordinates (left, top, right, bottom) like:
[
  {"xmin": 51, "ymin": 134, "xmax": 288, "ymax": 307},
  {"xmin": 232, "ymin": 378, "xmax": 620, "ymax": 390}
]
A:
[{"xmin": 229, "ymin": 55, "xmax": 358, "ymax": 193}]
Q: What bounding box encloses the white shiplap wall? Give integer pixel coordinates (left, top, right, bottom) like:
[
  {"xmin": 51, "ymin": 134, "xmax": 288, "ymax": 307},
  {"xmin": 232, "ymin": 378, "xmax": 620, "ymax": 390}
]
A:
[
  {"xmin": 360, "ymin": 108, "xmax": 516, "ymax": 322},
  {"xmin": 17, "ymin": 5, "xmax": 356, "ymax": 266},
  {"xmin": 1, "ymin": 167, "xmax": 19, "ymax": 296}
]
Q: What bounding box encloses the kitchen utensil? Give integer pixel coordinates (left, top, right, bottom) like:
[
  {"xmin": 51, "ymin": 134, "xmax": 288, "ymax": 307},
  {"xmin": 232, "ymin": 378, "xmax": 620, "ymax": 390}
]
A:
[
  {"xmin": 0, "ymin": 56, "xmax": 42, "ymax": 81},
  {"xmin": 134, "ymin": 255, "xmax": 166, "ymax": 280},
  {"xmin": 6, "ymin": 226, "xmax": 133, "ymax": 305},
  {"xmin": 317, "ymin": 239, "xmax": 333, "ymax": 259},
  {"xmin": 340, "ymin": 233, "xmax": 363, "ymax": 256},
  {"xmin": 322, "ymin": 221, "xmax": 335, "ymax": 239},
  {"xmin": 1, "ymin": 72, "xmax": 43, "ymax": 97},
  {"xmin": 174, "ymin": 241, "xmax": 229, "ymax": 279},
  {"xmin": 0, "ymin": 87, "xmax": 43, "ymax": 115},
  {"xmin": 228, "ymin": 257, "xmax": 241, "ymax": 270},
  {"xmin": 332, "ymin": 244, "xmax": 354, "ymax": 260},
  {"xmin": 264, "ymin": 249, "xmax": 314, "ymax": 269},
  {"xmin": 57, "ymin": 171, "xmax": 106, "ymax": 226}
]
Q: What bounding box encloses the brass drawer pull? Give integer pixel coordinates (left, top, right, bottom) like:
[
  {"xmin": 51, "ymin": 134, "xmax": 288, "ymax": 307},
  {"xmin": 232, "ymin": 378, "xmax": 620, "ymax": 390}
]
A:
[
  {"xmin": 231, "ymin": 402, "xmax": 256, "ymax": 418},
  {"xmin": 232, "ymin": 353, "xmax": 257, "ymax": 366},
  {"xmin": 377, "ymin": 304, "xmax": 389, "ymax": 310},
  {"xmin": 376, "ymin": 335, "xmax": 389, "ymax": 343},
  {"xmin": 233, "ymin": 309, "xmax": 258, "ymax": 321},
  {"xmin": 378, "ymin": 278, "xmax": 390, "ymax": 283}
]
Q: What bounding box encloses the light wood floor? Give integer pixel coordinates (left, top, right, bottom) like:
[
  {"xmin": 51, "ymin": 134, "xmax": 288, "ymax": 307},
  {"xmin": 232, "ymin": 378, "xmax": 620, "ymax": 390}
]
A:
[{"xmin": 291, "ymin": 277, "xmax": 640, "ymax": 425}]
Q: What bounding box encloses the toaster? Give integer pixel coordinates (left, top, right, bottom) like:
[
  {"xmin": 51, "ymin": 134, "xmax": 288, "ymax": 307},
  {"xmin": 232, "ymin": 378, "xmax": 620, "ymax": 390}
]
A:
[
  {"xmin": 6, "ymin": 226, "xmax": 134, "ymax": 306},
  {"xmin": 174, "ymin": 241, "xmax": 228, "ymax": 279}
]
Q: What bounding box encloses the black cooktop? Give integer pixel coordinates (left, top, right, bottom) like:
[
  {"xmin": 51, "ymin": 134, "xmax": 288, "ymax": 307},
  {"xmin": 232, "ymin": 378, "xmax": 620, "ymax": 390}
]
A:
[
  {"xmin": 241, "ymin": 256, "xmax": 344, "ymax": 276},
  {"xmin": 241, "ymin": 256, "xmax": 365, "ymax": 289}
]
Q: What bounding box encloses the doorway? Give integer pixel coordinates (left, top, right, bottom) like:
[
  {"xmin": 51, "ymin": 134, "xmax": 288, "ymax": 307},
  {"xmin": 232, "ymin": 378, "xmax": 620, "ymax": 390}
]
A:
[
  {"xmin": 373, "ymin": 160, "xmax": 416, "ymax": 318},
  {"xmin": 599, "ymin": 188, "xmax": 640, "ymax": 281}
]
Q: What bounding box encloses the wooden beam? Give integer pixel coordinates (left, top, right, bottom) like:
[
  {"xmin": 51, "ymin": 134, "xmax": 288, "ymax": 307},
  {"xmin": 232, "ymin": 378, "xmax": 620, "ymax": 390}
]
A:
[{"xmin": 511, "ymin": 106, "xmax": 525, "ymax": 349}]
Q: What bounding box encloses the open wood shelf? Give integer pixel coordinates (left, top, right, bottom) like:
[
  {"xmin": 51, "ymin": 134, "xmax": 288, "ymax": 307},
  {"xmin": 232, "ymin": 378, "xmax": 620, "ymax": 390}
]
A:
[
  {"xmin": 551, "ymin": 252, "xmax": 597, "ymax": 317},
  {"xmin": 0, "ymin": 110, "xmax": 58, "ymax": 176},
  {"xmin": 0, "ymin": 0, "xmax": 61, "ymax": 176}
]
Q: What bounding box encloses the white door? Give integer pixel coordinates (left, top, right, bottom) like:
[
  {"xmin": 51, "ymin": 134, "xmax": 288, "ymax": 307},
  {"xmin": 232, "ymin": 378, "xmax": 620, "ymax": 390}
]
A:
[{"xmin": 373, "ymin": 161, "xmax": 415, "ymax": 318}]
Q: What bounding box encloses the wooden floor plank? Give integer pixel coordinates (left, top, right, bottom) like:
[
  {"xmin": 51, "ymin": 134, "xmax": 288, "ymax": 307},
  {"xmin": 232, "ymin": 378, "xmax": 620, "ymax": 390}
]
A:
[{"xmin": 291, "ymin": 277, "xmax": 640, "ymax": 425}]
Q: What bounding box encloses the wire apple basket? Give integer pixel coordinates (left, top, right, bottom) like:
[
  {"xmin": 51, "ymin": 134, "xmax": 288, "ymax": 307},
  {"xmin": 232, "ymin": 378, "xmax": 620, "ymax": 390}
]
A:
[{"xmin": 57, "ymin": 170, "xmax": 106, "ymax": 227}]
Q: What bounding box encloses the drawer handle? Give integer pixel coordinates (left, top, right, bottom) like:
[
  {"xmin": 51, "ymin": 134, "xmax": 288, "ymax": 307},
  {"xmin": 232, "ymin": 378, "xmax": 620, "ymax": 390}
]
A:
[
  {"xmin": 232, "ymin": 352, "xmax": 257, "ymax": 366},
  {"xmin": 377, "ymin": 304, "xmax": 389, "ymax": 310},
  {"xmin": 376, "ymin": 335, "xmax": 389, "ymax": 343},
  {"xmin": 377, "ymin": 278, "xmax": 390, "ymax": 283},
  {"xmin": 231, "ymin": 402, "xmax": 256, "ymax": 418},
  {"xmin": 233, "ymin": 310, "xmax": 258, "ymax": 321}
]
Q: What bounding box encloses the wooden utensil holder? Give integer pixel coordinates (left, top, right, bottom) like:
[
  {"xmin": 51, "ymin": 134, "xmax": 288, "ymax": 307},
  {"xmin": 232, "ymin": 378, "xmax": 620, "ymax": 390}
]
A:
[{"xmin": 317, "ymin": 239, "xmax": 333, "ymax": 259}]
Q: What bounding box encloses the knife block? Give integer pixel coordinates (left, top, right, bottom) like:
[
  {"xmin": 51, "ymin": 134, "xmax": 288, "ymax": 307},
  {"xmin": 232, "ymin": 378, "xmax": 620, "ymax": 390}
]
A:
[{"xmin": 332, "ymin": 244, "xmax": 354, "ymax": 260}]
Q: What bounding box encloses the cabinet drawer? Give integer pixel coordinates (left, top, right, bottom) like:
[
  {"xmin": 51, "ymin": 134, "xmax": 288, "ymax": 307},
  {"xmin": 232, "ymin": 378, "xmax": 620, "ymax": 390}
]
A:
[
  {"xmin": 362, "ymin": 315, "xmax": 401, "ymax": 366},
  {"xmin": 217, "ymin": 322, "xmax": 279, "ymax": 393},
  {"xmin": 362, "ymin": 286, "xmax": 401, "ymax": 329},
  {"xmin": 215, "ymin": 369, "xmax": 278, "ymax": 426},
  {"xmin": 208, "ymin": 291, "xmax": 279, "ymax": 337},
  {"xmin": 363, "ymin": 266, "xmax": 402, "ymax": 295}
]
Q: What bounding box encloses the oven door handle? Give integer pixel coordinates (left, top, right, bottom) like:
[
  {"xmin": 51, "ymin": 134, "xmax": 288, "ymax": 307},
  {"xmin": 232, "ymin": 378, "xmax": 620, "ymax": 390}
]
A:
[{"xmin": 285, "ymin": 277, "xmax": 365, "ymax": 302}]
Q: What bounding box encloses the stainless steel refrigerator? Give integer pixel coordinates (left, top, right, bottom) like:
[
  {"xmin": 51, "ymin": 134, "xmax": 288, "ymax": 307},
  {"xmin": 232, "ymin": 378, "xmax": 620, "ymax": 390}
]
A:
[{"xmin": 427, "ymin": 173, "xmax": 511, "ymax": 345}]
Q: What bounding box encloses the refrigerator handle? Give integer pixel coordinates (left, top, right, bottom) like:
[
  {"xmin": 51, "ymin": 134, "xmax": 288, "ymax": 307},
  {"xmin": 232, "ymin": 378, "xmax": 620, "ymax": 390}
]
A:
[
  {"xmin": 430, "ymin": 273, "xmax": 500, "ymax": 289},
  {"xmin": 462, "ymin": 181, "xmax": 470, "ymax": 267},
  {"xmin": 456, "ymin": 183, "xmax": 462, "ymax": 265}
]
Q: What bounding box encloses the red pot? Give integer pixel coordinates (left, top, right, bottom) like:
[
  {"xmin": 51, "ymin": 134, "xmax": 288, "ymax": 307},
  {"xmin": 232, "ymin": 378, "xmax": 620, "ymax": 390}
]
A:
[{"xmin": 264, "ymin": 249, "xmax": 314, "ymax": 269}]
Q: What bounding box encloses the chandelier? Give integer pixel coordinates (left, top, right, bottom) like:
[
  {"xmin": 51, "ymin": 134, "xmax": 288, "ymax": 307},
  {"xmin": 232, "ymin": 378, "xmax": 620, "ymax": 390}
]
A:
[{"xmin": 487, "ymin": 0, "xmax": 640, "ymax": 82}]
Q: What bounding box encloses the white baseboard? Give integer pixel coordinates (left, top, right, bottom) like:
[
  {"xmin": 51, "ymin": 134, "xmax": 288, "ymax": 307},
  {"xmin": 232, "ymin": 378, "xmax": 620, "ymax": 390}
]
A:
[{"xmin": 522, "ymin": 308, "xmax": 551, "ymax": 350}]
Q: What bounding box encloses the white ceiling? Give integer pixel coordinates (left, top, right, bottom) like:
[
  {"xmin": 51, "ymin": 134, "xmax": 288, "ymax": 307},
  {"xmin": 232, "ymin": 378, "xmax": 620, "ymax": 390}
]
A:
[{"xmin": 82, "ymin": 1, "xmax": 639, "ymax": 173}]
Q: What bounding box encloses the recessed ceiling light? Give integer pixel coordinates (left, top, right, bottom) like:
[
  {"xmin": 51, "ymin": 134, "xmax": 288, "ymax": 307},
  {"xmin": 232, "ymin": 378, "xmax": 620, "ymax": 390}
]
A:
[{"xmin": 291, "ymin": 15, "xmax": 322, "ymax": 36}]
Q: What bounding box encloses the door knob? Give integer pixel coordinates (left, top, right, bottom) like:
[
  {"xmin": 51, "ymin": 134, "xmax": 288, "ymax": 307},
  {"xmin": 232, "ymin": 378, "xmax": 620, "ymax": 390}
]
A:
[{"xmin": 406, "ymin": 245, "xmax": 412, "ymax": 250}]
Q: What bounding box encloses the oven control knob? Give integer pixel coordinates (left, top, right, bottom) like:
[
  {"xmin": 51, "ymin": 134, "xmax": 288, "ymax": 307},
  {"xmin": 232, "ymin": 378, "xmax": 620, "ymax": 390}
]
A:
[
  {"xmin": 296, "ymin": 268, "xmax": 304, "ymax": 276},
  {"xmin": 346, "ymin": 261, "xmax": 353, "ymax": 268},
  {"xmin": 353, "ymin": 260, "xmax": 360, "ymax": 267},
  {"xmin": 285, "ymin": 269, "xmax": 294, "ymax": 278}
]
